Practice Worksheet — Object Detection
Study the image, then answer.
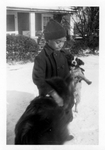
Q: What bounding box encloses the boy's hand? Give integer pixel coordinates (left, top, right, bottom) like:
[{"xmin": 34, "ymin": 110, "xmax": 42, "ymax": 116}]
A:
[{"xmin": 49, "ymin": 90, "xmax": 63, "ymax": 106}]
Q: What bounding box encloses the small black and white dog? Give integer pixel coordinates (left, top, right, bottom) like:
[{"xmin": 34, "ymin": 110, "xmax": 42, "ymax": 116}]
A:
[
  {"xmin": 14, "ymin": 75, "xmax": 75, "ymax": 145},
  {"xmin": 67, "ymin": 54, "xmax": 92, "ymax": 112}
]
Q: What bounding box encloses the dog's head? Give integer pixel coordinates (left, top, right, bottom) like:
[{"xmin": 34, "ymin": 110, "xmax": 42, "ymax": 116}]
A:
[
  {"xmin": 46, "ymin": 75, "xmax": 74, "ymax": 124},
  {"xmin": 46, "ymin": 75, "xmax": 74, "ymax": 110},
  {"xmin": 71, "ymin": 56, "xmax": 84, "ymax": 67},
  {"xmin": 66, "ymin": 54, "xmax": 84, "ymax": 68}
]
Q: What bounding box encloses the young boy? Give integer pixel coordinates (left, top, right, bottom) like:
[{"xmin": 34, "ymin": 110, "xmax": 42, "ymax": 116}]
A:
[{"xmin": 32, "ymin": 19, "xmax": 75, "ymax": 106}]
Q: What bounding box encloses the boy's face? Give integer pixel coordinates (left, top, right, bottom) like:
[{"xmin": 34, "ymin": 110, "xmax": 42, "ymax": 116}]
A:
[{"xmin": 48, "ymin": 37, "xmax": 66, "ymax": 51}]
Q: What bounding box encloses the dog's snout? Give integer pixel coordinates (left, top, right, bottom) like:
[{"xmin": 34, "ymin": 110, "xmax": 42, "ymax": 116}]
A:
[{"xmin": 72, "ymin": 60, "xmax": 77, "ymax": 66}]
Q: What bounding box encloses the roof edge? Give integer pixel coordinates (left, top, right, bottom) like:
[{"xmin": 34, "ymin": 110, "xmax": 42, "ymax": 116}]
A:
[{"xmin": 7, "ymin": 6, "xmax": 75, "ymax": 14}]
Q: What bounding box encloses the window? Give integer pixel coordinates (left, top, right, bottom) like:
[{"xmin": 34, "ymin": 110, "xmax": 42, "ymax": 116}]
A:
[
  {"xmin": 43, "ymin": 16, "xmax": 52, "ymax": 29},
  {"xmin": 7, "ymin": 15, "xmax": 15, "ymax": 31},
  {"xmin": 42, "ymin": 14, "xmax": 53, "ymax": 30}
]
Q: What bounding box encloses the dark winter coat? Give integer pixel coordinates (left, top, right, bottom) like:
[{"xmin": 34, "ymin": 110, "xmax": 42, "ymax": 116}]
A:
[{"xmin": 32, "ymin": 43, "xmax": 70, "ymax": 95}]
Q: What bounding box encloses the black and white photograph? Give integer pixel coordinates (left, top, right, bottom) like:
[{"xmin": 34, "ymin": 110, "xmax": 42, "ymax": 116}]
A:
[{"xmin": 1, "ymin": 0, "xmax": 105, "ymax": 149}]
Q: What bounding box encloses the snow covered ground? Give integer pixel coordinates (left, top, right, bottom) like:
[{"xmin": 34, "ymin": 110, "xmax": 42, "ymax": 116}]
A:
[{"xmin": 6, "ymin": 55, "xmax": 99, "ymax": 145}]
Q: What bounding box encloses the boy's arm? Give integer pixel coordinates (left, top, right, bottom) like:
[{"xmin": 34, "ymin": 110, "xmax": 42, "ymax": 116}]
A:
[
  {"xmin": 32, "ymin": 55, "xmax": 64, "ymax": 104},
  {"xmin": 32, "ymin": 56, "xmax": 52, "ymax": 95}
]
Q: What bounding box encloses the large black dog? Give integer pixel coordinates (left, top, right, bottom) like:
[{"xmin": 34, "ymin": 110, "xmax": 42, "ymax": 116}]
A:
[{"xmin": 14, "ymin": 74, "xmax": 75, "ymax": 145}]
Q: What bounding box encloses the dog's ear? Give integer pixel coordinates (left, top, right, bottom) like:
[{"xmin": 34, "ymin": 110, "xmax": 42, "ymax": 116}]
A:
[
  {"xmin": 15, "ymin": 121, "xmax": 33, "ymax": 144},
  {"xmin": 76, "ymin": 58, "xmax": 84, "ymax": 66},
  {"xmin": 20, "ymin": 121, "xmax": 34, "ymax": 144}
]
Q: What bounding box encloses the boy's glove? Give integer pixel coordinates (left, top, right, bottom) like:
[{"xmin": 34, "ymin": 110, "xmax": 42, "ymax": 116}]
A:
[{"xmin": 49, "ymin": 90, "xmax": 63, "ymax": 106}]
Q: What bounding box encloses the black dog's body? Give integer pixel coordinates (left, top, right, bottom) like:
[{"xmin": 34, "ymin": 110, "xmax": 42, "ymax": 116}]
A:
[{"xmin": 15, "ymin": 76, "xmax": 74, "ymax": 145}]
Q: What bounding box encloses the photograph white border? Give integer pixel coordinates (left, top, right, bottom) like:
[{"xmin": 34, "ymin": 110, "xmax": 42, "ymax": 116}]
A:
[{"xmin": 0, "ymin": 0, "xmax": 105, "ymax": 149}]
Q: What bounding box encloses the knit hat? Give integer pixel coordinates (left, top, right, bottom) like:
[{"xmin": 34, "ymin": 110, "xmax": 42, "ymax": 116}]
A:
[{"xmin": 44, "ymin": 19, "xmax": 66, "ymax": 41}]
